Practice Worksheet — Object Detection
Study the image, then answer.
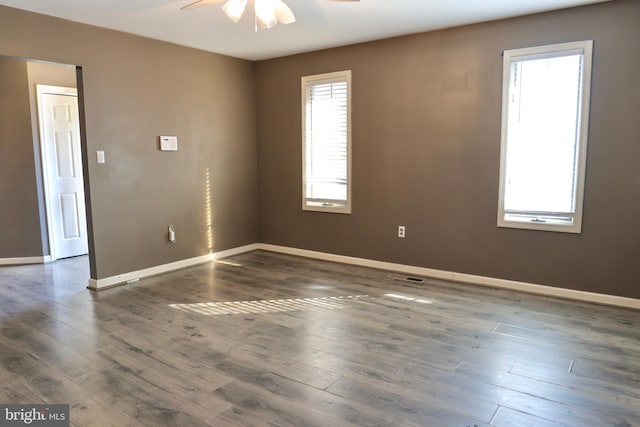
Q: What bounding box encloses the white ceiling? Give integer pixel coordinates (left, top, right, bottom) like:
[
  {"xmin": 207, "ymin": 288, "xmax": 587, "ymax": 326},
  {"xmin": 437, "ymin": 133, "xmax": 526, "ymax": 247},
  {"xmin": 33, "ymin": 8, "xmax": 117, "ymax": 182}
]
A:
[{"xmin": 0, "ymin": 0, "xmax": 610, "ymax": 61}]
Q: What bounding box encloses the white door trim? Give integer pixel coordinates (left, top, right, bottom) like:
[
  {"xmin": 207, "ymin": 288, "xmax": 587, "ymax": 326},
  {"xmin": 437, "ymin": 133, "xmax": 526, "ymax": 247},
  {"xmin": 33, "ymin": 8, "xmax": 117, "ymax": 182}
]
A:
[{"xmin": 36, "ymin": 84, "xmax": 81, "ymax": 262}]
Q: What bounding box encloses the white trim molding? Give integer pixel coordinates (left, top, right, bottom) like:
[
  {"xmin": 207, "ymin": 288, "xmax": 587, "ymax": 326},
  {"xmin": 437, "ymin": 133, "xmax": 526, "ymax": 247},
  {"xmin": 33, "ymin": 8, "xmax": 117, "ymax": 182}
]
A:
[
  {"xmin": 87, "ymin": 244, "xmax": 260, "ymax": 290},
  {"xmin": 0, "ymin": 256, "xmax": 52, "ymax": 266},
  {"xmin": 259, "ymin": 244, "xmax": 640, "ymax": 310},
  {"xmin": 85, "ymin": 242, "xmax": 640, "ymax": 310}
]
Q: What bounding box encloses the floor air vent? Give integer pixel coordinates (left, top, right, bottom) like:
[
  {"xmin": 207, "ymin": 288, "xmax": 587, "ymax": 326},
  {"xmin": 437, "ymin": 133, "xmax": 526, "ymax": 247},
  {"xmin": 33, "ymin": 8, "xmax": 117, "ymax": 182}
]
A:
[{"xmin": 387, "ymin": 274, "xmax": 425, "ymax": 284}]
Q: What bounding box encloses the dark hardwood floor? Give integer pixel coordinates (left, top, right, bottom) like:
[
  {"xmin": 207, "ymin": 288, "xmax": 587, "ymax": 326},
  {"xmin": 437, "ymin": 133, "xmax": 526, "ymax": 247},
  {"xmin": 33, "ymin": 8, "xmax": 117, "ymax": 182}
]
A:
[{"xmin": 0, "ymin": 250, "xmax": 639, "ymax": 426}]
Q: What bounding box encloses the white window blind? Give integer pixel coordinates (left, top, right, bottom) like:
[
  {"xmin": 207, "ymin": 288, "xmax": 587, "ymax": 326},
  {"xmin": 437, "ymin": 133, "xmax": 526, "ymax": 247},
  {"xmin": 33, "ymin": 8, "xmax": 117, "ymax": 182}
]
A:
[
  {"xmin": 498, "ymin": 41, "xmax": 593, "ymax": 233},
  {"xmin": 302, "ymin": 70, "xmax": 351, "ymax": 213}
]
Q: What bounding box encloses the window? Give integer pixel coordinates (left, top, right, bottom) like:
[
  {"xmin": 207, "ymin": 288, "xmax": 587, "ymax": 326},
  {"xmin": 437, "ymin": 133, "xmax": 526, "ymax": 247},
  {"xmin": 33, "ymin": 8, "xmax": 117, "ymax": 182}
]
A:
[
  {"xmin": 497, "ymin": 41, "xmax": 593, "ymax": 233},
  {"xmin": 302, "ymin": 70, "xmax": 352, "ymax": 214}
]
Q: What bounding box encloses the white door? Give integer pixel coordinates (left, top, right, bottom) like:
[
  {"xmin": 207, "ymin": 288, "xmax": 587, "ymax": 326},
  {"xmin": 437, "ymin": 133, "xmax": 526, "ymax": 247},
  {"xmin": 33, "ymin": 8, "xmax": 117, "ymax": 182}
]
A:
[{"xmin": 37, "ymin": 85, "xmax": 88, "ymax": 260}]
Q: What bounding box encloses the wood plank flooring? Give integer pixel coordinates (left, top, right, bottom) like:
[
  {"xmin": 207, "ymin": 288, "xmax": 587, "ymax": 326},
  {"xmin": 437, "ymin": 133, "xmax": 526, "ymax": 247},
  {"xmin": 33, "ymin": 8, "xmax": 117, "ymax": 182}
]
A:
[{"xmin": 0, "ymin": 250, "xmax": 639, "ymax": 426}]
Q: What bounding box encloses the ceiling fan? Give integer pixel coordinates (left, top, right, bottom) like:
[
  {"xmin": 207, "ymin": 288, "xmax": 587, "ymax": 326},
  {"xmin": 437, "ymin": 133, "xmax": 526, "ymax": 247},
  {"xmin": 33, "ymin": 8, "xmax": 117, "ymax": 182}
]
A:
[{"xmin": 181, "ymin": 0, "xmax": 359, "ymax": 30}]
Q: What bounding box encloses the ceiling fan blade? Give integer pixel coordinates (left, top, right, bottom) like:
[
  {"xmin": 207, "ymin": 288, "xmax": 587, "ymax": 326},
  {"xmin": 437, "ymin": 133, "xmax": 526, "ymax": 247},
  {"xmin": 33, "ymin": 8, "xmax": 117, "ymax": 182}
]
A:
[
  {"xmin": 274, "ymin": 0, "xmax": 296, "ymax": 25},
  {"xmin": 181, "ymin": 0, "xmax": 226, "ymax": 11}
]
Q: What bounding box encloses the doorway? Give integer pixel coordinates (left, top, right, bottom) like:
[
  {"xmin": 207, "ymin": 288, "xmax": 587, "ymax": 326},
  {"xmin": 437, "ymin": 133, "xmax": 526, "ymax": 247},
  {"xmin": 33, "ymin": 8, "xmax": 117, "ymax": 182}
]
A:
[{"xmin": 36, "ymin": 85, "xmax": 88, "ymax": 261}]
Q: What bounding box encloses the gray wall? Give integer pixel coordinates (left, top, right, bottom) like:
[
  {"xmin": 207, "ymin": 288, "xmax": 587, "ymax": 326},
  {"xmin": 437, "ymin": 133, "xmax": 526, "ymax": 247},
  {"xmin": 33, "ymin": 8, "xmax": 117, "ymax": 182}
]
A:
[
  {"xmin": 256, "ymin": 0, "xmax": 640, "ymax": 299},
  {"xmin": 0, "ymin": 58, "xmax": 43, "ymax": 258},
  {"xmin": 0, "ymin": 6, "xmax": 258, "ymax": 279},
  {"xmin": 2, "ymin": 1, "xmax": 638, "ymax": 300}
]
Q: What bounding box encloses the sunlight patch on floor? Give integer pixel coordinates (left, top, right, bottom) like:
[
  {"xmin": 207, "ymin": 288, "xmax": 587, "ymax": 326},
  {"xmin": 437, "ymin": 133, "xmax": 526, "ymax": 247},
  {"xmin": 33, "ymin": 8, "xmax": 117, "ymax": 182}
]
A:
[
  {"xmin": 385, "ymin": 293, "xmax": 433, "ymax": 304},
  {"xmin": 213, "ymin": 259, "xmax": 243, "ymax": 267},
  {"xmin": 169, "ymin": 295, "xmax": 368, "ymax": 315}
]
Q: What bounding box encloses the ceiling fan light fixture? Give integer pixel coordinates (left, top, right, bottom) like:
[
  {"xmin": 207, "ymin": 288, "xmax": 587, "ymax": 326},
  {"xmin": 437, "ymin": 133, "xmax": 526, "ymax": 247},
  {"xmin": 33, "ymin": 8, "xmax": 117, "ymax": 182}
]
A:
[
  {"xmin": 222, "ymin": 0, "xmax": 247, "ymax": 23},
  {"xmin": 274, "ymin": 0, "xmax": 296, "ymax": 24},
  {"xmin": 184, "ymin": 0, "xmax": 300, "ymax": 30},
  {"xmin": 254, "ymin": 0, "xmax": 278, "ymax": 29}
]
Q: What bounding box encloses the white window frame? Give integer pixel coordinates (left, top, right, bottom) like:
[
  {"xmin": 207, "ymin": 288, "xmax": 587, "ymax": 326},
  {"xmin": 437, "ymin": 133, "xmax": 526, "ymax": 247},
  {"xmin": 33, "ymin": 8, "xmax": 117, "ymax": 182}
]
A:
[
  {"xmin": 497, "ymin": 41, "xmax": 593, "ymax": 233},
  {"xmin": 301, "ymin": 70, "xmax": 352, "ymax": 214}
]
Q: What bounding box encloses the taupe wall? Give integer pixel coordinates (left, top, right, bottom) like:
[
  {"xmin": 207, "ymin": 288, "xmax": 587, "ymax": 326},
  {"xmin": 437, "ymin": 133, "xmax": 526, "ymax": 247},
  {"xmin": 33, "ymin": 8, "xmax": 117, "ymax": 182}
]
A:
[
  {"xmin": 0, "ymin": 6, "xmax": 258, "ymax": 279},
  {"xmin": 2, "ymin": 1, "xmax": 638, "ymax": 299},
  {"xmin": 256, "ymin": 0, "xmax": 640, "ymax": 298},
  {"xmin": 0, "ymin": 57, "xmax": 43, "ymax": 258}
]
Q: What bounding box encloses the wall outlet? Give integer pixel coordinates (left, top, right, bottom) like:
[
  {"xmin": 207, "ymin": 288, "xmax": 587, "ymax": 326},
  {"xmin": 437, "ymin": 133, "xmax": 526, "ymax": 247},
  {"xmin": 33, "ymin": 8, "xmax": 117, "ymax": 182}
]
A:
[{"xmin": 398, "ymin": 225, "xmax": 406, "ymax": 238}]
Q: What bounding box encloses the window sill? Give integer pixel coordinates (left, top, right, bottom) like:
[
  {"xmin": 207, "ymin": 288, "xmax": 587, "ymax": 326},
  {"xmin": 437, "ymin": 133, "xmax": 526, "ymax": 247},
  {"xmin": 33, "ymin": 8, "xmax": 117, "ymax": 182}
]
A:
[
  {"xmin": 498, "ymin": 215, "xmax": 581, "ymax": 234},
  {"xmin": 303, "ymin": 202, "xmax": 351, "ymax": 215}
]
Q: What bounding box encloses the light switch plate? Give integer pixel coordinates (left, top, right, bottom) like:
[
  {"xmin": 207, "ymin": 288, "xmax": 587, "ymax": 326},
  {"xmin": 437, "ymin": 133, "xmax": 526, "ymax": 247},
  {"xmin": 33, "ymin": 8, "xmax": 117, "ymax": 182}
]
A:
[
  {"xmin": 97, "ymin": 150, "xmax": 105, "ymax": 164},
  {"xmin": 160, "ymin": 136, "xmax": 178, "ymax": 151}
]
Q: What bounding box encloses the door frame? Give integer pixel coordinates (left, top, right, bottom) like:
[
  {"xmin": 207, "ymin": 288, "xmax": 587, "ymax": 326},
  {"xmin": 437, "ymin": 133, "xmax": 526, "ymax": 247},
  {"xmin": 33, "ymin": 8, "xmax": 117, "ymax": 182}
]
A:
[{"xmin": 36, "ymin": 84, "xmax": 86, "ymax": 262}]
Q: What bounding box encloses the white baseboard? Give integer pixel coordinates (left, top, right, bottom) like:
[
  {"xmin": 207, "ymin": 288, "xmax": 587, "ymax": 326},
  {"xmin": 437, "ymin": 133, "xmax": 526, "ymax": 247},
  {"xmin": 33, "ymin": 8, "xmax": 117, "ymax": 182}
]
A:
[
  {"xmin": 0, "ymin": 256, "xmax": 51, "ymax": 266},
  {"xmin": 85, "ymin": 241, "xmax": 640, "ymax": 310},
  {"xmin": 258, "ymin": 244, "xmax": 640, "ymax": 310},
  {"xmin": 87, "ymin": 244, "xmax": 260, "ymax": 290}
]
